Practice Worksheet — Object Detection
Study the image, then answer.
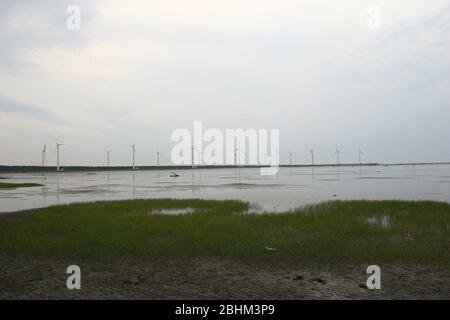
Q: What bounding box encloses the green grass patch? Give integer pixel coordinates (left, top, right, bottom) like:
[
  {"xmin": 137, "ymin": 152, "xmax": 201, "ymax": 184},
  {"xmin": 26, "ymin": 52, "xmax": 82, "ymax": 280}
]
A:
[
  {"xmin": 0, "ymin": 182, "xmax": 42, "ymax": 189},
  {"xmin": 0, "ymin": 199, "xmax": 449, "ymax": 267}
]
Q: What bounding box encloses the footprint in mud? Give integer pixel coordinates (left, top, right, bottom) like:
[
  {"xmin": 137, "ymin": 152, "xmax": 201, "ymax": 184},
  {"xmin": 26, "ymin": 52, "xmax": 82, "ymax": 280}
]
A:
[
  {"xmin": 358, "ymin": 283, "xmax": 369, "ymax": 290},
  {"xmin": 293, "ymin": 275, "xmax": 304, "ymax": 281},
  {"xmin": 123, "ymin": 275, "xmax": 147, "ymax": 285},
  {"xmin": 311, "ymin": 277, "xmax": 327, "ymax": 285},
  {"xmin": 123, "ymin": 278, "xmax": 140, "ymax": 285}
]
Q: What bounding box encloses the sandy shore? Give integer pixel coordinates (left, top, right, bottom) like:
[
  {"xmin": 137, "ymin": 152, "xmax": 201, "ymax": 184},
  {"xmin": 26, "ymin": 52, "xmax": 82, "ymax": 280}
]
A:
[{"xmin": 1, "ymin": 255, "xmax": 449, "ymax": 299}]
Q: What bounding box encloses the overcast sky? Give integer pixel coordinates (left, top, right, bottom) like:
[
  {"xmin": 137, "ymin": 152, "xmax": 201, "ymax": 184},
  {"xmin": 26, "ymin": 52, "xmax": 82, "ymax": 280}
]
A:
[{"xmin": 0, "ymin": 0, "xmax": 449, "ymax": 166}]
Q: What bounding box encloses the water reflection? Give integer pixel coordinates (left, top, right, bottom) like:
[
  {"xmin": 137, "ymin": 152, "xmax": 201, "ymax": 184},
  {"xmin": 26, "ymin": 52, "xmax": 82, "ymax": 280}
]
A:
[
  {"xmin": 56, "ymin": 174, "xmax": 60, "ymax": 204},
  {"xmin": 1, "ymin": 164, "xmax": 450, "ymax": 213},
  {"xmin": 41, "ymin": 174, "xmax": 47, "ymax": 200},
  {"xmin": 132, "ymin": 173, "xmax": 136, "ymax": 197}
]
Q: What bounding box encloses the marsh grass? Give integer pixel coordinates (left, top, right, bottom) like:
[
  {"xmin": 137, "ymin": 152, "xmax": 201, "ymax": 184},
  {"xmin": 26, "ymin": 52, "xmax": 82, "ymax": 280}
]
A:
[
  {"xmin": 0, "ymin": 199, "xmax": 449, "ymax": 267},
  {"xmin": 0, "ymin": 182, "xmax": 42, "ymax": 189}
]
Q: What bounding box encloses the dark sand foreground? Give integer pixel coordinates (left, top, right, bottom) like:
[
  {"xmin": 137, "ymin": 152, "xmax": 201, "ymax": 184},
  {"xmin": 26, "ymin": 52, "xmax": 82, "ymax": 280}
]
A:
[{"xmin": 1, "ymin": 255, "xmax": 449, "ymax": 300}]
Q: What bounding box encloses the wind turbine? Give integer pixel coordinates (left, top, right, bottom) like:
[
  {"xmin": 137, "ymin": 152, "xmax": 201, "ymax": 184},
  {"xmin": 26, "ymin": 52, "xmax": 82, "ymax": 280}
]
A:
[
  {"xmin": 41, "ymin": 144, "xmax": 46, "ymax": 167},
  {"xmin": 235, "ymin": 143, "xmax": 245, "ymax": 178},
  {"xmin": 130, "ymin": 144, "xmax": 136, "ymax": 170},
  {"xmin": 276, "ymin": 147, "xmax": 280, "ymax": 176},
  {"xmin": 106, "ymin": 151, "xmax": 111, "ymax": 167},
  {"xmin": 310, "ymin": 147, "xmax": 315, "ymax": 166},
  {"xmin": 56, "ymin": 143, "xmax": 64, "ymax": 172},
  {"xmin": 191, "ymin": 144, "xmax": 195, "ymax": 169},
  {"xmin": 234, "ymin": 148, "xmax": 239, "ymax": 166},
  {"xmin": 334, "ymin": 146, "xmax": 342, "ymax": 165},
  {"xmin": 235, "ymin": 142, "xmax": 246, "ymax": 168},
  {"xmin": 358, "ymin": 146, "xmax": 364, "ymax": 165},
  {"xmin": 192, "ymin": 147, "xmax": 206, "ymax": 166},
  {"xmin": 156, "ymin": 145, "xmax": 162, "ymax": 168},
  {"xmin": 194, "ymin": 147, "xmax": 206, "ymax": 180},
  {"xmin": 289, "ymin": 151, "xmax": 293, "ymax": 167},
  {"xmin": 233, "ymin": 147, "xmax": 240, "ymax": 177}
]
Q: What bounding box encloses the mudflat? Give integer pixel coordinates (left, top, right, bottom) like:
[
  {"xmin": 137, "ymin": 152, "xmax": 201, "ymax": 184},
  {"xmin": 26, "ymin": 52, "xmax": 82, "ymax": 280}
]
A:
[
  {"xmin": 1, "ymin": 199, "xmax": 449, "ymax": 299},
  {"xmin": 1, "ymin": 256, "xmax": 449, "ymax": 299}
]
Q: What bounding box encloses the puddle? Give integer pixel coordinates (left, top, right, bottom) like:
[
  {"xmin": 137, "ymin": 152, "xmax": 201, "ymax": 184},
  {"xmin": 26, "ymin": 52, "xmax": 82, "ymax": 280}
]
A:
[
  {"xmin": 61, "ymin": 189, "xmax": 111, "ymax": 194},
  {"xmin": 219, "ymin": 183, "xmax": 287, "ymax": 188},
  {"xmin": 366, "ymin": 215, "xmax": 391, "ymax": 228},
  {"xmin": 147, "ymin": 208, "xmax": 198, "ymax": 215}
]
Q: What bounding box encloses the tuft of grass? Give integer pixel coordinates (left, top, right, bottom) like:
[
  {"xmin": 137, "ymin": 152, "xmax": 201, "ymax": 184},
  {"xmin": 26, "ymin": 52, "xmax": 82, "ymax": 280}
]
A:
[
  {"xmin": 0, "ymin": 199, "xmax": 449, "ymax": 267},
  {"xmin": 0, "ymin": 182, "xmax": 42, "ymax": 189}
]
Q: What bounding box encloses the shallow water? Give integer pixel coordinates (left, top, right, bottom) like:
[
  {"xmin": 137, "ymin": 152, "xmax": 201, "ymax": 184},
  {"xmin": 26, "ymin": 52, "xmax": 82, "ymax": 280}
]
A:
[{"xmin": 1, "ymin": 164, "xmax": 450, "ymax": 213}]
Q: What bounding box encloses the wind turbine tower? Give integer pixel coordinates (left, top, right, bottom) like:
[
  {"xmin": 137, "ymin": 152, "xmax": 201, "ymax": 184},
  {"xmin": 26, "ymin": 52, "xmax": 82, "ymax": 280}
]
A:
[
  {"xmin": 335, "ymin": 146, "xmax": 342, "ymax": 165},
  {"xmin": 41, "ymin": 144, "xmax": 46, "ymax": 167},
  {"xmin": 131, "ymin": 144, "xmax": 136, "ymax": 170},
  {"xmin": 106, "ymin": 151, "xmax": 111, "ymax": 167},
  {"xmin": 237, "ymin": 142, "xmax": 242, "ymax": 168},
  {"xmin": 289, "ymin": 151, "xmax": 293, "ymax": 167},
  {"xmin": 156, "ymin": 146, "xmax": 162, "ymax": 168},
  {"xmin": 191, "ymin": 144, "xmax": 195, "ymax": 169},
  {"xmin": 310, "ymin": 148, "xmax": 315, "ymax": 166},
  {"xmin": 56, "ymin": 143, "xmax": 64, "ymax": 172},
  {"xmin": 191, "ymin": 147, "xmax": 205, "ymax": 167},
  {"xmin": 358, "ymin": 146, "xmax": 364, "ymax": 165}
]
